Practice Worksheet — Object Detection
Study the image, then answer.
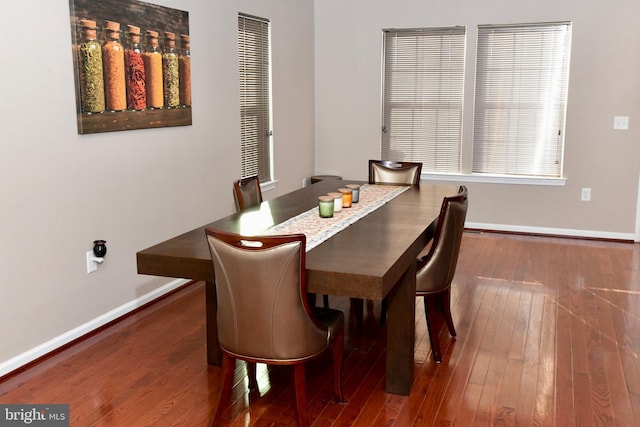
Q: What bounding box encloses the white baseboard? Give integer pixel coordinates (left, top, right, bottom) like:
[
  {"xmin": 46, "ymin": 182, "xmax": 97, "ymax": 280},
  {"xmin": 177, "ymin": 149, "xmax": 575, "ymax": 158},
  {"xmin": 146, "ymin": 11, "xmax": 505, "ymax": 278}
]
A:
[
  {"xmin": 0, "ymin": 278, "xmax": 190, "ymax": 378},
  {"xmin": 466, "ymin": 222, "xmax": 636, "ymax": 242}
]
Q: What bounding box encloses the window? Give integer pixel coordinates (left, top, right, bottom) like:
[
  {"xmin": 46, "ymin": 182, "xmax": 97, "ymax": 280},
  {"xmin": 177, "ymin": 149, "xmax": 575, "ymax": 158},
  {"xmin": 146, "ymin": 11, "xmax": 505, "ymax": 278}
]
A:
[
  {"xmin": 381, "ymin": 27, "xmax": 466, "ymax": 173},
  {"xmin": 473, "ymin": 22, "xmax": 572, "ymax": 178},
  {"xmin": 238, "ymin": 13, "xmax": 273, "ymax": 182}
]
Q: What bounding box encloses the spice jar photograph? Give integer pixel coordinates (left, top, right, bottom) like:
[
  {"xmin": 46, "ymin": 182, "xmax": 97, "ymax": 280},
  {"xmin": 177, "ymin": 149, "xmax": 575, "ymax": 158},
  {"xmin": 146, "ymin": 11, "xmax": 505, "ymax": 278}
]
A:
[
  {"xmin": 124, "ymin": 24, "xmax": 146, "ymax": 111},
  {"xmin": 77, "ymin": 19, "xmax": 105, "ymax": 114},
  {"xmin": 102, "ymin": 20, "xmax": 127, "ymax": 112}
]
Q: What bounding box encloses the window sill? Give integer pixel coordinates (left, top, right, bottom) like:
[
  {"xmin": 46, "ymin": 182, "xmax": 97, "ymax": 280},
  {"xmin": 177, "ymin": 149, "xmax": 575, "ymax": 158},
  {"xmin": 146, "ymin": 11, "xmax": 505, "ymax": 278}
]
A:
[
  {"xmin": 260, "ymin": 179, "xmax": 278, "ymax": 192},
  {"xmin": 421, "ymin": 172, "xmax": 566, "ymax": 186}
]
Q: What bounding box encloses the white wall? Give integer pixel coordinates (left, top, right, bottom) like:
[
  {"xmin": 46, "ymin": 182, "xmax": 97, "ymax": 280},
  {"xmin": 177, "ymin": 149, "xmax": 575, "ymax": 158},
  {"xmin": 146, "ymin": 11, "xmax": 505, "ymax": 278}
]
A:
[
  {"xmin": 0, "ymin": 0, "xmax": 315, "ymax": 373},
  {"xmin": 314, "ymin": 0, "xmax": 640, "ymax": 238}
]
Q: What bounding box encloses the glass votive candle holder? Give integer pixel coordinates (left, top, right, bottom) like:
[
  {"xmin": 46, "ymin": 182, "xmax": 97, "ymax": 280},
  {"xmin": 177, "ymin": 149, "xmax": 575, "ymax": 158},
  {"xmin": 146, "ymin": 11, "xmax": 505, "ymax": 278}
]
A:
[
  {"xmin": 327, "ymin": 192, "xmax": 343, "ymax": 213},
  {"xmin": 338, "ymin": 188, "xmax": 353, "ymax": 208},
  {"xmin": 346, "ymin": 184, "xmax": 360, "ymax": 203},
  {"xmin": 318, "ymin": 196, "xmax": 334, "ymax": 218}
]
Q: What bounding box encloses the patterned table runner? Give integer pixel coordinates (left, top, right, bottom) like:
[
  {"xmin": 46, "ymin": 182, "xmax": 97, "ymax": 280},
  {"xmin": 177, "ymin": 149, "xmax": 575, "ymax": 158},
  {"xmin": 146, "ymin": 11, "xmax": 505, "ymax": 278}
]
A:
[{"xmin": 266, "ymin": 184, "xmax": 409, "ymax": 251}]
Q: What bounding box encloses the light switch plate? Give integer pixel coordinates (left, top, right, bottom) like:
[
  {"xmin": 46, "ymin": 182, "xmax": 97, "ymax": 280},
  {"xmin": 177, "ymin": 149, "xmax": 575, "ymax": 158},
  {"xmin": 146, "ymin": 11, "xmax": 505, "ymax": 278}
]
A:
[{"xmin": 613, "ymin": 116, "xmax": 629, "ymax": 130}]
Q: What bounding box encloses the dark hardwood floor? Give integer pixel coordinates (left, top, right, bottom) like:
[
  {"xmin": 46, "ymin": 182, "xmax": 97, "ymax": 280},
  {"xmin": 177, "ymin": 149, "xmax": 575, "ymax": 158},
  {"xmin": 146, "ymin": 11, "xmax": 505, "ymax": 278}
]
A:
[{"xmin": 2, "ymin": 231, "xmax": 640, "ymax": 426}]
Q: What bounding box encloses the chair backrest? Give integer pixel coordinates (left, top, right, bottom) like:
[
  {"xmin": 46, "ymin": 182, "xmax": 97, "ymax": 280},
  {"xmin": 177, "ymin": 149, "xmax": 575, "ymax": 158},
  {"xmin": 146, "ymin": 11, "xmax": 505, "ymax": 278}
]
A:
[
  {"xmin": 416, "ymin": 185, "xmax": 468, "ymax": 293},
  {"xmin": 205, "ymin": 229, "xmax": 330, "ymax": 362},
  {"xmin": 233, "ymin": 175, "xmax": 263, "ymax": 212},
  {"xmin": 369, "ymin": 160, "xmax": 423, "ymax": 185}
]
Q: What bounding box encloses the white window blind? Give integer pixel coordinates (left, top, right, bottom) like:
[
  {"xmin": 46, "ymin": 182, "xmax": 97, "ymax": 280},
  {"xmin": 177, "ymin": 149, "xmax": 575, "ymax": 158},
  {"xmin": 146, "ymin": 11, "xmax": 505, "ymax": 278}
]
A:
[
  {"xmin": 473, "ymin": 22, "xmax": 572, "ymax": 177},
  {"xmin": 238, "ymin": 13, "xmax": 272, "ymax": 182},
  {"xmin": 381, "ymin": 27, "xmax": 466, "ymax": 173}
]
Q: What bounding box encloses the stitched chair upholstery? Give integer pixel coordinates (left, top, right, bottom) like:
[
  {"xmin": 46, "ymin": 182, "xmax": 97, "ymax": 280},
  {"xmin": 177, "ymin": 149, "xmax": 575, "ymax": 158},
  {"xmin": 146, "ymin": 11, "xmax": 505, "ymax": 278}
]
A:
[
  {"xmin": 416, "ymin": 185, "xmax": 468, "ymax": 362},
  {"xmin": 368, "ymin": 160, "xmax": 422, "ymax": 185},
  {"xmin": 205, "ymin": 229, "xmax": 344, "ymax": 427},
  {"xmin": 233, "ymin": 175, "xmax": 263, "ymax": 212}
]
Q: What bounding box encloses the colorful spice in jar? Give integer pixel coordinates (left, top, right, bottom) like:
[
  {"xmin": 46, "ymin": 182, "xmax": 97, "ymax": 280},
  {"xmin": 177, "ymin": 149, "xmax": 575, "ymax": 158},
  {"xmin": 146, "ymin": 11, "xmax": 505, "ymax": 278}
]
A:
[
  {"xmin": 162, "ymin": 32, "xmax": 180, "ymax": 108},
  {"xmin": 143, "ymin": 30, "xmax": 163, "ymax": 109},
  {"xmin": 77, "ymin": 19, "xmax": 105, "ymax": 114},
  {"xmin": 124, "ymin": 25, "xmax": 146, "ymax": 111},
  {"xmin": 102, "ymin": 20, "xmax": 127, "ymax": 112},
  {"xmin": 179, "ymin": 34, "xmax": 191, "ymax": 107}
]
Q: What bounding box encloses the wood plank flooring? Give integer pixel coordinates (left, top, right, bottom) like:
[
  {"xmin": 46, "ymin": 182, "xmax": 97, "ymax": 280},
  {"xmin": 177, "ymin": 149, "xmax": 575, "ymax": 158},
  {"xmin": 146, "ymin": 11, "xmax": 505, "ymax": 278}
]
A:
[{"xmin": 2, "ymin": 231, "xmax": 640, "ymax": 426}]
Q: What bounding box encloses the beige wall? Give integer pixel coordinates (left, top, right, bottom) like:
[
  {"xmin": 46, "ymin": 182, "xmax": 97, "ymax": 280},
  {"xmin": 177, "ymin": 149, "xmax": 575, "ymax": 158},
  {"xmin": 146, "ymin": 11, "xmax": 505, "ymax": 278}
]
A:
[
  {"xmin": 314, "ymin": 0, "xmax": 640, "ymax": 238},
  {"xmin": 3, "ymin": 0, "xmax": 640, "ymax": 374},
  {"xmin": 0, "ymin": 0, "xmax": 314, "ymax": 371}
]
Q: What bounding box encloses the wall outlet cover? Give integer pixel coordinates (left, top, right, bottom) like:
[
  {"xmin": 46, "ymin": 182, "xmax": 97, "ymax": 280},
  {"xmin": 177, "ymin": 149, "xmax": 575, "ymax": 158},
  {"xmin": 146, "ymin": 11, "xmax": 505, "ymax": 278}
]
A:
[{"xmin": 614, "ymin": 116, "xmax": 629, "ymax": 130}]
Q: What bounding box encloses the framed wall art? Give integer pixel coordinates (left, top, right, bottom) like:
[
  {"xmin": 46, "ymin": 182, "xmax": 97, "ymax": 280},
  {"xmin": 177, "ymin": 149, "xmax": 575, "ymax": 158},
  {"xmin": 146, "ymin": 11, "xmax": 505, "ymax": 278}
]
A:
[{"xmin": 69, "ymin": 0, "xmax": 192, "ymax": 134}]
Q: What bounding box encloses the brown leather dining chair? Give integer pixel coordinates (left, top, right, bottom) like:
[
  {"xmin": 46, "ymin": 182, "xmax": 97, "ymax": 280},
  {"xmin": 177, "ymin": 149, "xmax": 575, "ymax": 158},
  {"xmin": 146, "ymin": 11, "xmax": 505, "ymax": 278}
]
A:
[
  {"xmin": 368, "ymin": 159, "xmax": 423, "ymax": 185},
  {"xmin": 233, "ymin": 174, "xmax": 331, "ymax": 310},
  {"xmin": 233, "ymin": 175, "xmax": 263, "ymax": 212},
  {"xmin": 416, "ymin": 185, "xmax": 468, "ymax": 362},
  {"xmin": 205, "ymin": 229, "xmax": 345, "ymax": 427}
]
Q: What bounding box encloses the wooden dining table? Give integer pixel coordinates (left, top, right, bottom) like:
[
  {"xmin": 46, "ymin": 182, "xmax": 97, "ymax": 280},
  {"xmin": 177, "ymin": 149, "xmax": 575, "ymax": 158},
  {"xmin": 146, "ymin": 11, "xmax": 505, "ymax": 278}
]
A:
[{"xmin": 136, "ymin": 179, "xmax": 457, "ymax": 395}]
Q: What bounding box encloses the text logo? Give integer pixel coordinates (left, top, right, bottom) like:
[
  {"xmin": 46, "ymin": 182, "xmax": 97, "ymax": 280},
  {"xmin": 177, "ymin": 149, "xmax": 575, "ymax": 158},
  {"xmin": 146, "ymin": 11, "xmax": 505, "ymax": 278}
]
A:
[{"xmin": 0, "ymin": 405, "xmax": 69, "ymax": 426}]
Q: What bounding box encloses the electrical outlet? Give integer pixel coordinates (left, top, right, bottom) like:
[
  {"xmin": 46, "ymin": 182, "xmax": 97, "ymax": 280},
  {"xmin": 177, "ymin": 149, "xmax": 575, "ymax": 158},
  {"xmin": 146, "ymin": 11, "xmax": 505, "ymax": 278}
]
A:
[
  {"xmin": 85, "ymin": 250, "xmax": 106, "ymax": 273},
  {"xmin": 581, "ymin": 187, "xmax": 591, "ymax": 202},
  {"xmin": 613, "ymin": 116, "xmax": 629, "ymax": 130},
  {"xmin": 87, "ymin": 251, "xmax": 98, "ymax": 273}
]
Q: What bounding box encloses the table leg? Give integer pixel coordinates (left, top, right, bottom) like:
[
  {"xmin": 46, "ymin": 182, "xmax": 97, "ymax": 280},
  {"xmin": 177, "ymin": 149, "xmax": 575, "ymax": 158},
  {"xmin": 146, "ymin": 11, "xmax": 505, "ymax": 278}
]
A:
[
  {"xmin": 205, "ymin": 280, "xmax": 222, "ymax": 365},
  {"xmin": 385, "ymin": 262, "xmax": 416, "ymax": 395}
]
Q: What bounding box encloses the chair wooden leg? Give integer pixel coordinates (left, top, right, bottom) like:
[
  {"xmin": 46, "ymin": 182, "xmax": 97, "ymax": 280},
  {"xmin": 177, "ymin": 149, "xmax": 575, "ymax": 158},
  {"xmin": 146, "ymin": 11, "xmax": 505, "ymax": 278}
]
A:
[
  {"xmin": 293, "ymin": 364, "xmax": 309, "ymax": 427},
  {"xmin": 246, "ymin": 361, "xmax": 258, "ymax": 391},
  {"xmin": 323, "ymin": 294, "xmax": 330, "ymax": 309},
  {"xmin": 441, "ymin": 289, "xmax": 456, "ymax": 337},
  {"xmin": 380, "ymin": 298, "xmax": 388, "ymax": 325},
  {"xmin": 211, "ymin": 354, "xmax": 235, "ymax": 426},
  {"xmin": 349, "ymin": 298, "xmax": 363, "ymax": 344},
  {"xmin": 332, "ymin": 328, "xmax": 344, "ymax": 402},
  {"xmin": 308, "ymin": 293, "xmax": 331, "ymax": 309},
  {"xmin": 423, "ymin": 296, "xmax": 442, "ymax": 363}
]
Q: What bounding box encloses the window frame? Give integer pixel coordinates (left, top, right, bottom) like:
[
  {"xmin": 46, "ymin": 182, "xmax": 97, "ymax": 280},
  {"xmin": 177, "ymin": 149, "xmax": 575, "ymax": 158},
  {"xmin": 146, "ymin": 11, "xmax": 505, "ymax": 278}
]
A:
[
  {"xmin": 381, "ymin": 26, "xmax": 466, "ymax": 174},
  {"xmin": 379, "ymin": 22, "xmax": 572, "ymax": 186},
  {"xmin": 238, "ymin": 13, "xmax": 274, "ymax": 184},
  {"xmin": 472, "ymin": 21, "xmax": 572, "ymax": 179}
]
